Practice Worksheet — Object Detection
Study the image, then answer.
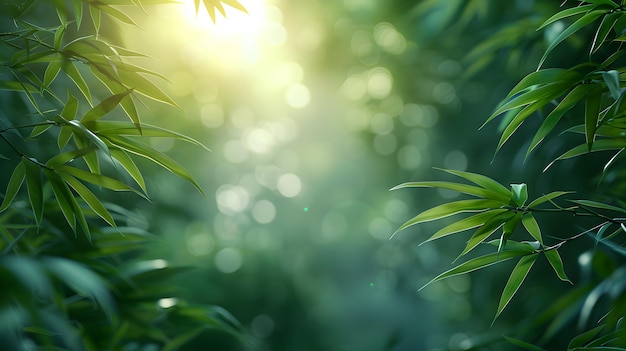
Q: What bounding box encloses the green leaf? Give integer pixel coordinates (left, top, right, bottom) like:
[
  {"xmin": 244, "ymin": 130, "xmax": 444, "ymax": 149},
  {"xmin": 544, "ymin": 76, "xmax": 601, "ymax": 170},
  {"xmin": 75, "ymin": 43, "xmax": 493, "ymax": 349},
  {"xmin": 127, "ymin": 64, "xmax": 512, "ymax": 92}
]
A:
[
  {"xmin": 29, "ymin": 123, "xmax": 53, "ymax": 138},
  {"xmin": 91, "ymin": 3, "xmax": 137, "ymax": 26},
  {"xmin": 602, "ymin": 70, "xmax": 621, "ymax": 100},
  {"xmin": 43, "ymin": 168, "xmax": 77, "ymax": 232},
  {"xmin": 105, "ymin": 135, "xmax": 203, "ymax": 195},
  {"xmin": 390, "ymin": 181, "xmax": 508, "ymax": 202},
  {"xmin": 503, "ymin": 336, "xmax": 548, "ymax": 351},
  {"xmin": 421, "ymin": 209, "xmax": 508, "ymax": 244},
  {"xmin": 459, "ymin": 210, "xmax": 516, "ymax": 257},
  {"xmin": 46, "ymin": 147, "xmax": 96, "ymax": 167},
  {"xmin": 43, "ymin": 256, "xmax": 116, "ymax": 321},
  {"xmin": 591, "ymin": 12, "xmax": 621, "ymax": 54},
  {"xmin": 162, "ymin": 327, "xmax": 204, "ymax": 351},
  {"xmin": 68, "ymin": 120, "xmax": 110, "ymax": 158},
  {"xmin": 546, "ymin": 139, "xmax": 626, "ymax": 170},
  {"xmin": 545, "ymin": 249, "xmax": 572, "ymax": 284},
  {"xmin": 57, "ymin": 125, "xmax": 73, "ymax": 149},
  {"xmin": 503, "ymin": 69, "xmax": 581, "ymax": 101},
  {"xmin": 0, "ymin": 161, "xmax": 25, "ymax": 212},
  {"xmin": 81, "ymin": 90, "xmax": 133, "ymax": 122},
  {"xmin": 521, "ymin": 213, "xmax": 542, "ymax": 244},
  {"xmin": 569, "ymin": 199, "xmax": 626, "ymax": 214},
  {"xmin": 497, "ymin": 99, "xmax": 551, "ymax": 153},
  {"xmin": 89, "ymin": 64, "xmax": 141, "ymax": 129},
  {"xmin": 527, "ymin": 191, "xmax": 571, "ymax": 208},
  {"xmin": 59, "ymin": 172, "xmax": 116, "ymax": 227},
  {"xmin": 73, "ymin": 0, "xmax": 83, "ymax": 29},
  {"xmin": 23, "ymin": 158, "xmax": 43, "ymax": 227},
  {"xmin": 436, "ymin": 168, "xmax": 513, "ymax": 203},
  {"xmin": 90, "ymin": 5, "xmax": 101, "ymax": 33},
  {"xmin": 536, "ymin": 4, "xmax": 596, "ymax": 31},
  {"xmin": 44, "ymin": 59, "xmax": 62, "ymax": 86},
  {"xmin": 419, "ymin": 250, "xmax": 532, "ymax": 290},
  {"xmin": 510, "ymin": 183, "xmax": 528, "ymax": 207},
  {"xmin": 53, "ymin": 164, "xmax": 147, "ymax": 199},
  {"xmin": 568, "ymin": 324, "xmax": 605, "ymax": 349},
  {"xmin": 110, "ymin": 149, "xmax": 146, "ymax": 193},
  {"xmin": 494, "ymin": 253, "xmax": 539, "ymax": 322},
  {"xmin": 61, "ymin": 90, "xmax": 79, "ymax": 120},
  {"xmin": 396, "ymin": 199, "xmax": 505, "ymax": 232},
  {"xmin": 538, "ymin": 9, "xmax": 606, "ymax": 68},
  {"xmin": 62, "ymin": 61, "xmax": 92, "ymax": 105},
  {"xmin": 527, "ymin": 84, "xmax": 593, "ymax": 156},
  {"xmin": 585, "ymin": 85, "xmax": 603, "ymax": 151}
]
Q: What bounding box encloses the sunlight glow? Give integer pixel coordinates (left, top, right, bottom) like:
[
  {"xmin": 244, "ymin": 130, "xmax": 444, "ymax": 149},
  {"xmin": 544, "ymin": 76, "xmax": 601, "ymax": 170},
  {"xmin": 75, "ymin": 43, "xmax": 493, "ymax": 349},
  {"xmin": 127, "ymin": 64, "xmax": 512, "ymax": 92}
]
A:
[{"xmin": 180, "ymin": 0, "xmax": 268, "ymax": 39}]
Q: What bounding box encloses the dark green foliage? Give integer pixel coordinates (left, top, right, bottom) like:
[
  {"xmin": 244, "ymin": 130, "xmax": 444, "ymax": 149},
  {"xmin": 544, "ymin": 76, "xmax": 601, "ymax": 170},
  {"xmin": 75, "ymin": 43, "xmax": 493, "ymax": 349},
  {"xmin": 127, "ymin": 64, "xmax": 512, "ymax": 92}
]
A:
[{"xmin": 0, "ymin": 0, "xmax": 246, "ymax": 349}]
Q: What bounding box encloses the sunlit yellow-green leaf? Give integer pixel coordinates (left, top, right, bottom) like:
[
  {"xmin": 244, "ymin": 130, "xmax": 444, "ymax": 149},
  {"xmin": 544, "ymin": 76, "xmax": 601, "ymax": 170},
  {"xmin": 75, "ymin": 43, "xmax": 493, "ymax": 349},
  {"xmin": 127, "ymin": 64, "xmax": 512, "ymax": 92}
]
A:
[{"xmin": 421, "ymin": 209, "xmax": 508, "ymax": 245}]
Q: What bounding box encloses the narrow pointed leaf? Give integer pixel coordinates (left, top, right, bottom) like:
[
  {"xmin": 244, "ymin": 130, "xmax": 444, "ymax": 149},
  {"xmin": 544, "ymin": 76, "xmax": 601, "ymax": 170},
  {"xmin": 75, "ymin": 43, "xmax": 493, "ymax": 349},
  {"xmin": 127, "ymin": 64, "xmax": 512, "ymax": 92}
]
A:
[
  {"xmin": 569, "ymin": 199, "xmax": 626, "ymax": 214},
  {"xmin": 503, "ymin": 69, "xmax": 580, "ymax": 100},
  {"xmin": 494, "ymin": 253, "xmax": 539, "ymax": 321},
  {"xmin": 585, "ymin": 85, "xmax": 603, "ymax": 151},
  {"xmin": 536, "ymin": 4, "xmax": 596, "ymax": 31},
  {"xmin": 73, "ymin": 0, "xmax": 83, "ymax": 29},
  {"xmin": 53, "ymin": 165, "xmax": 147, "ymax": 199},
  {"xmin": 521, "ymin": 213, "xmax": 542, "ymax": 243},
  {"xmin": 527, "ymin": 84, "xmax": 593, "ymax": 156},
  {"xmin": 591, "ymin": 12, "xmax": 620, "ymax": 54},
  {"xmin": 436, "ymin": 168, "xmax": 513, "ymax": 202},
  {"xmin": 110, "ymin": 149, "xmax": 146, "ymax": 193},
  {"xmin": 397, "ymin": 199, "xmax": 505, "ymax": 232},
  {"xmin": 23, "ymin": 158, "xmax": 43, "ymax": 226},
  {"xmin": 57, "ymin": 125, "xmax": 73, "ymax": 149},
  {"xmin": 503, "ymin": 336, "xmax": 547, "ymax": 351},
  {"xmin": 43, "ymin": 168, "xmax": 77, "ymax": 231},
  {"xmin": 602, "ymin": 70, "xmax": 621, "ymax": 100},
  {"xmin": 459, "ymin": 211, "xmax": 516, "ymax": 257},
  {"xmin": 391, "ymin": 181, "xmax": 508, "ymax": 202},
  {"xmin": 60, "ymin": 172, "xmax": 116, "ymax": 227},
  {"xmin": 568, "ymin": 324, "xmax": 605, "ymax": 349},
  {"xmin": 422, "ymin": 209, "xmax": 508, "ymax": 244},
  {"xmin": 511, "ymin": 183, "xmax": 528, "ymax": 207},
  {"xmin": 81, "ymin": 90, "xmax": 133, "ymax": 122},
  {"xmin": 85, "ymin": 121, "xmax": 209, "ymax": 150},
  {"xmin": 545, "ymin": 249, "xmax": 572, "ymax": 284},
  {"xmin": 547, "ymin": 139, "xmax": 626, "ymax": 170},
  {"xmin": 420, "ymin": 250, "xmax": 532, "ymax": 290},
  {"xmin": 44, "ymin": 60, "xmax": 62, "ymax": 86},
  {"xmin": 61, "ymin": 90, "xmax": 79, "ymax": 120},
  {"xmin": 527, "ymin": 191, "xmax": 571, "ymax": 208},
  {"xmin": 538, "ymin": 10, "xmax": 606, "ymax": 69},
  {"xmin": 0, "ymin": 161, "xmax": 25, "ymax": 212},
  {"xmin": 105, "ymin": 135, "xmax": 203, "ymax": 195},
  {"xmin": 29, "ymin": 123, "xmax": 53, "ymax": 138},
  {"xmin": 62, "ymin": 61, "xmax": 92, "ymax": 105},
  {"xmin": 497, "ymin": 99, "xmax": 551, "ymax": 153},
  {"xmin": 68, "ymin": 120, "xmax": 110, "ymax": 157},
  {"xmin": 46, "ymin": 147, "xmax": 96, "ymax": 167}
]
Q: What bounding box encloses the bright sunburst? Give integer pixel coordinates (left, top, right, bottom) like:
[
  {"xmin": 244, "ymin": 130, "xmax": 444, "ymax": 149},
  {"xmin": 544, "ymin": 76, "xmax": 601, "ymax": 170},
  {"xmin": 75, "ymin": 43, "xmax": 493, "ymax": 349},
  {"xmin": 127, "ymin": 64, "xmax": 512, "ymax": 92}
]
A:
[{"xmin": 179, "ymin": 0, "xmax": 267, "ymax": 39}]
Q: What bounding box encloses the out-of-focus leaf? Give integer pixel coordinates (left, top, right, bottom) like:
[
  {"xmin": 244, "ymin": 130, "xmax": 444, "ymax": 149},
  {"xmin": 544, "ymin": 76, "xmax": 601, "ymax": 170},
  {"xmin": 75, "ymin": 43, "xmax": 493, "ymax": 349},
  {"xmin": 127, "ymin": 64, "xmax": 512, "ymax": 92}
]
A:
[
  {"xmin": 53, "ymin": 164, "xmax": 147, "ymax": 199},
  {"xmin": 568, "ymin": 324, "xmax": 605, "ymax": 349},
  {"xmin": 503, "ymin": 336, "xmax": 547, "ymax": 351},
  {"xmin": 395, "ymin": 199, "xmax": 505, "ymax": 233},
  {"xmin": 494, "ymin": 253, "xmax": 538, "ymax": 321},
  {"xmin": 546, "ymin": 139, "xmax": 626, "ymax": 171},
  {"xmin": 81, "ymin": 90, "xmax": 133, "ymax": 122},
  {"xmin": 458, "ymin": 210, "xmax": 516, "ymax": 257},
  {"xmin": 110, "ymin": 149, "xmax": 146, "ymax": 193},
  {"xmin": 105, "ymin": 135, "xmax": 203, "ymax": 195},
  {"xmin": 0, "ymin": 161, "xmax": 25, "ymax": 212},
  {"xmin": 419, "ymin": 250, "xmax": 533, "ymax": 290},
  {"xmin": 545, "ymin": 249, "xmax": 572, "ymax": 284},
  {"xmin": 527, "ymin": 191, "xmax": 571, "ymax": 208},
  {"xmin": 602, "ymin": 70, "xmax": 621, "ymax": 100},
  {"xmin": 73, "ymin": 0, "xmax": 83, "ymax": 28},
  {"xmin": 585, "ymin": 85, "xmax": 602, "ymax": 151},
  {"xmin": 510, "ymin": 183, "xmax": 528, "ymax": 207},
  {"xmin": 162, "ymin": 327, "xmax": 204, "ymax": 351},
  {"xmin": 2, "ymin": 256, "xmax": 51, "ymax": 297},
  {"xmin": 521, "ymin": 213, "xmax": 542, "ymax": 243},
  {"xmin": 90, "ymin": 4, "xmax": 101, "ymax": 33},
  {"xmin": 569, "ymin": 199, "xmax": 626, "ymax": 214},
  {"xmin": 537, "ymin": 4, "xmax": 596, "ymax": 31},
  {"xmin": 0, "ymin": 81, "xmax": 38, "ymax": 92},
  {"xmin": 422, "ymin": 209, "xmax": 508, "ymax": 244},
  {"xmin": 90, "ymin": 3, "xmax": 137, "ymax": 26},
  {"xmin": 43, "ymin": 256, "xmax": 115, "ymax": 321},
  {"xmin": 538, "ymin": 10, "xmax": 606, "ymax": 69},
  {"xmin": 527, "ymin": 84, "xmax": 593, "ymax": 156},
  {"xmin": 23, "ymin": 158, "xmax": 43, "ymax": 227}
]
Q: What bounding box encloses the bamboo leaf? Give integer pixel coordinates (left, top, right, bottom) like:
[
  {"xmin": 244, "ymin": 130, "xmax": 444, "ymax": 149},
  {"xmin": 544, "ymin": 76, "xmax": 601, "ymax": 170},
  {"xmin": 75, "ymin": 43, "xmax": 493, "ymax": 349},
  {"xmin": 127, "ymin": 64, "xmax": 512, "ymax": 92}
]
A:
[
  {"xmin": 497, "ymin": 99, "xmax": 551, "ymax": 154},
  {"xmin": 545, "ymin": 249, "xmax": 572, "ymax": 284},
  {"xmin": 494, "ymin": 253, "xmax": 539, "ymax": 322},
  {"xmin": 390, "ymin": 181, "xmax": 508, "ymax": 202},
  {"xmin": 458, "ymin": 210, "xmax": 516, "ymax": 257},
  {"xmin": 59, "ymin": 172, "xmax": 116, "ymax": 227},
  {"xmin": 85, "ymin": 121, "xmax": 209, "ymax": 150},
  {"xmin": 61, "ymin": 90, "xmax": 78, "ymax": 120},
  {"xmin": 591, "ymin": 12, "xmax": 620, "ymax": 54},
  {"xmin": 44, "ymin": 59, "xmax": 62, "ymax": 86},
  {"xmin": 538, "ymin": 9, "xmax": 606, "ymax": 69},
  {"xmin": 62, "ymin": 61, "xmax": 92, "ymax": 105},
  {"xmin": 527, "ymin": 84, "xmax": 593, "ymax": 156},
  {"xmin": 110, "ymin": 149, "xmax": 146, "ymax": 193},
  {"xmin": 419, "ymin": 250, "xmax": 532, "ymax": 290},
  {"xmin": 81, "ymin": 90, "xmax": 133, "ymax": 122},
  {"xmin": 569, "ymin": 199, "xmax": 626, "ymax": 214},
  {"xmin": 504, "ymin": 69, "xmax": 580, "ymax": 101},
  {"xmin": 105, "ymin": 135, "xmax": 203, "ymax": 195},
  {"xmin": 46, "ymin": 147, "xmax": 96, "ymax": 167},
  {"xmin": 568, "ymin": 324, "xmax": 605, "ymax": 349},
  {"xmin": 546, "ymin": 139, "xmax": 626, "ymax": 170},
  {"xmin": 73, "ymin": 0, "xmax": 83, "ymax": 29},
  {"xmin": 91, "ymin": 3, "xmax": 137, "ymax": 26},
  {"xmin": 23, "ymin": 158, "xmax": 43, "ymax": 227},
  {"xmin": 537, "ymin": 4, "xmax": 596, "ymax": 31},
  {"xmin": 527, "ymin": 191, "xmax": 572, "ymax": 208},
  {"xmin": 0, "ymin": 161, "xmax": 25, "ymax": 212},
  {"xmin": 585, "ymin": 85, "xmax": 603, "ymax": 151},
  {"xmin": 510, "ymin": 183, "xmax": 528, "ymax": 207},
  {"xmin": 68, "ymin": 120, "xmax": 110, "ymax": 158},
  {"xmin": 396, "ymin": 199, "xmax": 505, "ymax": 232},
  {"xmin": 435, "ymin": 168, "xmax": 513, "ymax": 202},
  {"xmin": 503, "ymin": 336, "xmax": 547, "ymax": 351},
  {"xmin": 602, "ymin": 70, "xmax": 621, "ymax": 100},
  {"xmin": 43, "ymin": 168, "xmax": 77, "ymax": 231},
  {"xmin": 422, "ymin": 209, "xmax": 508, "ymax": 244},
  {"xmin": 521, "ymin": 213, "xmax": 542, "ymax": 243},
  {"xmin": 53, "ymin": 164, "xmax": 147, "ymax": 199}
]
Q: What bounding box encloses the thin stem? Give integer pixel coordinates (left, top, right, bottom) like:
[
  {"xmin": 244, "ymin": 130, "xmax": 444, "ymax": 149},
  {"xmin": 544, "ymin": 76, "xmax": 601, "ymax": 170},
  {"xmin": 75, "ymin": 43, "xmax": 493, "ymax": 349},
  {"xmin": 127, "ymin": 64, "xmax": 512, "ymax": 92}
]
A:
[{"xmin": 0, "ymin": 121, "xmax": 56, "ymax": 134}]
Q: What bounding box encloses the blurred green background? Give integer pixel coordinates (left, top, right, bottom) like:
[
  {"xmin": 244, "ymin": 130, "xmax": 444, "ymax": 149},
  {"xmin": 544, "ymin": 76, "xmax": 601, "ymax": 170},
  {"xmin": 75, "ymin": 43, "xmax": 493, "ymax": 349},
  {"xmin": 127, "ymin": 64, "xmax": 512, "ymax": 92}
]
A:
[{"xmin": 22, "ymin": 1, "xmax": 597, "ymax": 350}]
